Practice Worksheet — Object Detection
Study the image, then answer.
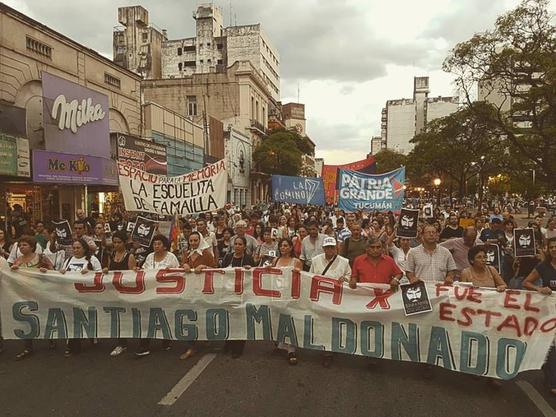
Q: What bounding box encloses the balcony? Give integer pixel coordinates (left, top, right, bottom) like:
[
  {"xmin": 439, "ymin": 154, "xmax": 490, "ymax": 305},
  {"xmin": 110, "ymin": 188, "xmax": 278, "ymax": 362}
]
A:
[{"xmin": 249, "ymin": 119, "xmax": 268, "ymax": 137}]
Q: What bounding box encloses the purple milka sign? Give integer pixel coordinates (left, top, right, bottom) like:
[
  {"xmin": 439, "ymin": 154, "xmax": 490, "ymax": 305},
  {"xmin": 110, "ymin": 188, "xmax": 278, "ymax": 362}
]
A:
[
  {"xmin": 42, "ymin": 72, "xmax": 110, "ymax": 158},
  {"xmin": 32, "ymin": 150, "xmax": 118, "ymax": 186}
]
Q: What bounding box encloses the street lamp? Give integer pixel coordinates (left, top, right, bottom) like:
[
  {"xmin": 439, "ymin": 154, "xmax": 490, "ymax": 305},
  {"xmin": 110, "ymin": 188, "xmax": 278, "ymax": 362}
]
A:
[{"xmin": 433, "ymin": 178, "xmax": 441, "ymax": 206}]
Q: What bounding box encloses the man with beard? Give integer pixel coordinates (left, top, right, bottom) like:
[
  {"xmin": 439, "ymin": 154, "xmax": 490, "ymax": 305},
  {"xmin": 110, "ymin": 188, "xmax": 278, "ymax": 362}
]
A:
[{"xmin": 439, "ymin": 213, "xmax": 463, "ymax": 242}]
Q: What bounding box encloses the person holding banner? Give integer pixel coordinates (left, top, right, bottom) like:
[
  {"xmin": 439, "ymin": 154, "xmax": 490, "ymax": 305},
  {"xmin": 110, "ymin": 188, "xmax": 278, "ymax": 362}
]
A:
[
  {"xmin": 10, "ymin": 235, "xmax": 54, "ymax": 360},
  {"xmin": 101, "ymin": 231, "xmax": 137, "ymax": 357},
  {"xmin": 61, "ymin": 238, "xmax": 103, "ymax": 357},
  {"xmin": 136, "ymin": 235, "xmax": 178, "ymax": 358},
  {"xmin": 406, "ymin": 224, "xmax": 457, "ymax": 285},
  {"xmin": 460, "ymin": 245, "xmax": 507, "ymax": 291},
  {"xmin": 221, "ymin": 236, "xmax": 256, "ymax": 359},
  {"xmin": 349, "ymin": 237, "xmax": 402, "ymax": 289},
  {"xmin": 523, "ymin": 237, "xmax": 556, "ymax": 395}
]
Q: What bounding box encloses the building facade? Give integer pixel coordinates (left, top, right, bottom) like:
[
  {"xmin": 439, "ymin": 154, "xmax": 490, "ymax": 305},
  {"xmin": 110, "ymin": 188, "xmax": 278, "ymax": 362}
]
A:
[
  {"xmin": 381, "ymin": 76, "xmax": 459, "ymax": 154},
  {"xmin": 114, "ymin": 4, "xmax": 280, "ymax": 100},
  {"xmin": 0, "ymin": 3, "xmax": 142, "ymax": 223}
]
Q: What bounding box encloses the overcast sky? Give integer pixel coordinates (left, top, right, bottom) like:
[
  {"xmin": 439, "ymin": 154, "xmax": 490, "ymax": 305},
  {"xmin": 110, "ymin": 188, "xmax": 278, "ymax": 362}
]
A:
[{"xmin": 6, "ymin": 0, "xmax": 551, "ymax": 164}]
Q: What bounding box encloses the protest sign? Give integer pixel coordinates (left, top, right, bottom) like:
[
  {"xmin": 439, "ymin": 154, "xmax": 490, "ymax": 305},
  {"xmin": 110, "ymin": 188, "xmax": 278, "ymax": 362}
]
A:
[
  {"xmin": 322, "ymin": 156, "xmax": 376, "ymax": 204},
  {"xmin": 400, "ymin": 281, "xmax": 432, "ymax": 316},
  {"xmin": 118, "ymin": 160, "xmax": 227, "ymax": 215},
  {"xmin": 337, "ymin": 167, "xmax": 405, "ymax": 212},
  {"xmin": 1, "ymin": 266, "xmax": 554, "ymax": 380},
  {"xmin": 126, "ymin": 222, "xmax": 135, "ymax": 233},
  {"xmin": 52, "ymin": 220, "xmax": 72, "ymax": 246},
  {"xmin": 131, "ymin": 216, "xmax": 158, "ymax": 247},
  {"xmin": 396, "ymin": 208, "xmax": 419, "ymax": 238},
  {"xmin": 514, "ymin": 228, "xmax": 536, "ymax": 257},
  {"xmin": 485, "ymin": 244, "xmax": 502, "ymax": 273},
  {"xmin": 423, "ymin": 204, "xmax": 434, "ymax": 219},
  {"xmin": 103, "ymin": 222, "xmax": 111, "ymax": 234},
  {"xmin": 271, "ymin": 175, "xmax": 325, "ymax": 206}
]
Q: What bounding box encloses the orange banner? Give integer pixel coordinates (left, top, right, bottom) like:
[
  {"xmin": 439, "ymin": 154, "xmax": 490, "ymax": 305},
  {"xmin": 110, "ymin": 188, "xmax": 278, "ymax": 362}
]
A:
[{"xmin": 322, "ymin": 156, "xmax": 375, "ymax": 204}]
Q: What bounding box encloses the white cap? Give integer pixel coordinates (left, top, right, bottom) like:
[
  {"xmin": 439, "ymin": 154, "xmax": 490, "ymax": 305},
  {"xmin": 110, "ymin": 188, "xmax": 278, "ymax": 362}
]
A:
[{"xmin": 322, "ymin": 237, "xmax": 337, "ymax": 247}]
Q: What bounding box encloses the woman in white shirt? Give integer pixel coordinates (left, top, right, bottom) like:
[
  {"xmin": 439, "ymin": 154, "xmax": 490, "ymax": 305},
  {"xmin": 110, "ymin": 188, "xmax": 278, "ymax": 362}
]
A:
[
  {"xmin": 136, "ymin": 235, "xmax": 179, "ymax": 358},
  {"xmin": 61, "ymin": 238, "xmax": 102, "ymax": 357}
]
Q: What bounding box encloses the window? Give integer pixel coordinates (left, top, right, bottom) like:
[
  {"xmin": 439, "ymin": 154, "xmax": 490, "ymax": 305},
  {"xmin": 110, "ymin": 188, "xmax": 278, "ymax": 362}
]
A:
[
  {"xmin": 207, "ymin": 59, "xmax": 211, "ymax": 64},
  {"xmin": 177, "ymin": 47, "xmax": 182, "ymax": 55},
  {"xmin": 217, "ymin": 43, "xmax": 223, "ymax": 50},
  {"xmin": 184, "ymin": 61, "xmax": 196, "ymax": 67},
  {"xmin": 142, "ymin": 32, "xmax": 148, "ymax": 42},
  {"xmin": 26, "ymin": 36, "xmax": 52, "ymax": 59},
  {"xmin": 178, "ymin": 62, "xmax": 183, "ymax": 71},
  {"xmin": 206, "ymin": 42, "xmax": 211, "ymax": 47},
  {"xmin": 104, "ymin": 73, "xmax": 121, "ymax": 89},
  {"xmin": 200, "ymin": 59, "xmax": 204, "ymax": 64},
  {"xmin": 184, "ymin": 45, "xmax": 196, "ymax": 52},
  {"xmin": 187, "ymin": 96, "xmax": 198, "ymax": 117},
  {"xmin": 217, "ymin": 59, "xmax": 223, "ymax": 65}
]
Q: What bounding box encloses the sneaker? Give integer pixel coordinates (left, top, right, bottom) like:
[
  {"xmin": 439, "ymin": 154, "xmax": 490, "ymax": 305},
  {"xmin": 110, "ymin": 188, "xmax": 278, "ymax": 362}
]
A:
[
  {"xmin": 110, "ymin": 346, "xmax": 127, "ymax": 357},
  {"xmin": 135, "ymin": 349, "xmax": 151, "ymax": 358}
]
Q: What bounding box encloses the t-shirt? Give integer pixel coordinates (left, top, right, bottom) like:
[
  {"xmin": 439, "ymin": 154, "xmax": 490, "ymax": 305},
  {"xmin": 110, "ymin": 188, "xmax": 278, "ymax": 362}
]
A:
[
  {"xmin": 535, "ymin": 261, "xmax": 556, "ymax": 289},
  {"xmin": 351, "ymin": 254, "xmax": 402, "ymax": 284},
  {"xmin": 143, "ymin": 252, "xmax": 180, "ymax": 270},
  {"xmin": 64, "ymin": 255, "xmax": 102, "ymax": 272},
  {"xmin": 341, "ymin": 237, "xmax": 368, "ymax": 266},
  {"xmin": 439, "ymin": 226, "xmax": 463, "ymax": 241}
]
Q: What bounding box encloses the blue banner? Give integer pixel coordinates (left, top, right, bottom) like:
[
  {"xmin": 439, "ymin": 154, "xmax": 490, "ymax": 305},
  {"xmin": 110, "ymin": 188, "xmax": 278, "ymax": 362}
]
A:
[
  {"xmin": 337, "ymin": 167, "xmax": 405, "ymax": 212},
  {"xmin": 271, "ymin": 175, "xmax": 325, "ymax": 206}
]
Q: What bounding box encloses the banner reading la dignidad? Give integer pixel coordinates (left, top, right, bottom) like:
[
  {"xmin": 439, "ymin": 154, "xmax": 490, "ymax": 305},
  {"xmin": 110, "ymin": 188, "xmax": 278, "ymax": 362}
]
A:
[
  {"xmin": 0, "ymin": 266, "xmax": 554, "ymax": 380},
  {"xmin": 118, "ymin": 159, "xmax": 227, "ymax": 215}
]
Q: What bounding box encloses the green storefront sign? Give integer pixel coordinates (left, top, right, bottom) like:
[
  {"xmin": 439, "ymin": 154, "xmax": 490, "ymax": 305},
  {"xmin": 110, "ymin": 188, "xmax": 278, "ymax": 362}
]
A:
[{"xmin": 0, "ymin": 133, "xmax": 30, "ymax": 177}]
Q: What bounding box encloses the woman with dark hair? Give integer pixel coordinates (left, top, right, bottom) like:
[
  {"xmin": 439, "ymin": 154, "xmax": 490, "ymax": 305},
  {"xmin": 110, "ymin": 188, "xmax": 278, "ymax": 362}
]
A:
[
  {"xmin": 135, "ymin": 234, "xmax": 179, "ymax": 358},
  {"xmin": 10, "ymin": 235, "xmax": 54, "ymax": 361},
  {"xmin": 102, "ymin": 230, "xmax": 136, "ymax": 357},
  {"xmin": 216, "ymin": 227, "xmax": 234, "ymax": 264},
  {"xmin": 523, "ymin": 237, "xmax": 556, "ymax": 395},
  {"xmin": 221, "ymin": 236, "xmax": 255, "ymax": 358},
  {"xmin": 93, "ymin": 221, "xmax": 112, "ymax": 268},
  {"xmin": 61, "ymin": 238, "xmax": 102, "ymax": 357},
  {"xmin": 254, "ymin": 227, "xmax": 278, "ymax": 266},
  {"xmin": 273, "ymin": 238, "xmax": 302, "ymax": 365},
  {"xmin": 460, "ymin": 245, "xmax": 507, "ymax": 291},
  {"xmin": 252, "ymin": 222, "xmax": 265, "ymax": 245},
  {"xmin": 292, "ymin": 225, "xmax": 308, "ymax": 258}
]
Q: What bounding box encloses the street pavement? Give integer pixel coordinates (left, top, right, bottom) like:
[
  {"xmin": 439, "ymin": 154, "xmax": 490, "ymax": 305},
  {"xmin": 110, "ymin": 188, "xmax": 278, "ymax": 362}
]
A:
[{"xmin": 0, "ymin": 339, "xmax": 554, "ymax": 417}]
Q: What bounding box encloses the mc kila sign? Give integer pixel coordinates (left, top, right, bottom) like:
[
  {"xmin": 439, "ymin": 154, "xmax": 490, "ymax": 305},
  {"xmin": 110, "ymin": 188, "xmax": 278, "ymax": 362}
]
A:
[{"xmin": 42, "ymin": 72, "xmax": 110, "ymax": 159}]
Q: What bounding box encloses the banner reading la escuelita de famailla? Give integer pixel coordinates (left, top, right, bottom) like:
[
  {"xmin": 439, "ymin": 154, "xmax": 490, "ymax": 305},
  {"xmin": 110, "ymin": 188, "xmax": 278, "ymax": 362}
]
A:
[
  {"xmin": 1, "ymin": 267, "xmax": 555, "ymax": 380},
  {"xmin": 271, "ymin": 175, "xmax": 325, "ymax": 206},
  {"xmin": 338, "ymin": 167, "xmax": 405, "ymax": 212},
  {"xmin": 118, "ymin": 159, "xmax": 227, "ymax": 215}
]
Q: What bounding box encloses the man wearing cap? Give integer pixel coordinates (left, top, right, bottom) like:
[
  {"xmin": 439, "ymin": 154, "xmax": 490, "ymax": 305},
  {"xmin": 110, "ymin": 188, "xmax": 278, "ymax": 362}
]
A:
[
  {"xmin": 309, "ymin": 236, "xmax": 351, "ymax": 368},
  {"xmin": 350, "ymin": 237, "xmax": 403, "ymax": 289},
  {"xmin": 309, "ymin": 237, "xmax": 351, "ymax": 281}
]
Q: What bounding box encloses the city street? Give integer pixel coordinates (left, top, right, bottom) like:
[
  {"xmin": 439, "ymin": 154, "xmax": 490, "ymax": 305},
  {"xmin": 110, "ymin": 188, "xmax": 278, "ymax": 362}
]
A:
[{"xmin": 0, "ymin": 339, "xmax": 554, "ymax": 417}]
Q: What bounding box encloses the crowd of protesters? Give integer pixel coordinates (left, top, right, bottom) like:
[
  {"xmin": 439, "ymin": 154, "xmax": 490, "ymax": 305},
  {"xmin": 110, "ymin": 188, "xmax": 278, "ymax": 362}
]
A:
[{"xmin": 0, "ymin": 201, "xmax": 555, "ymax": 392}]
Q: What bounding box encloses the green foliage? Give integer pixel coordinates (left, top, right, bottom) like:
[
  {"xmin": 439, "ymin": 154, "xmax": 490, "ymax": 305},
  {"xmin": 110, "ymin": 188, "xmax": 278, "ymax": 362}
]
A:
[
  {"xmin": 406, "ymin": 105, "xmax": 509, "ymax": 197},
  {"xmin": 443, "ymin": 0, "xmax": 556, "ymax": 188},
  {"xmin": 253, "ymin": 131, "xmax": 302, "ymax": 175},
  {"xmin": 373, "ymin": 149, "xmax": 407, "ymax": 174}
]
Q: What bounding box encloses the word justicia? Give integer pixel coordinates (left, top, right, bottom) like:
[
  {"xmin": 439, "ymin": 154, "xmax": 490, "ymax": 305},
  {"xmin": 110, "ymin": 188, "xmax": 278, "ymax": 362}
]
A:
[{"xmin": 51, "ymin": 94, "xmax": 106, "ymax": 133}]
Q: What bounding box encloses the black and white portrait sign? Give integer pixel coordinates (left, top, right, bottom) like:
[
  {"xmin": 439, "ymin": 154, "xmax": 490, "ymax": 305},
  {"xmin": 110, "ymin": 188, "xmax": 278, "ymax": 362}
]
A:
[
  {"xmin": 400, "ymin": 281, "xmax": 432, "ymax": 316},
  {"xmin": 131, "ymin": 216, "xmax": 158, "ymax": 247},
  {"xmin": 484, "ymin": 243, "xmax": 501, "ymax": 273},
  {"xmin": 396, "ymin": 208, "xmax": 419, "ymax": 238},
  {"xmin": 126, "ymin": 222, "xmax": 135, "ymax": 233},
  {"xmin": 103, "ymin": 222, "xmax": 111, "ymax": 234},
  {"xmin": 52, "ymin": 220, "xmax": 73, "ymax": 246},
  {"xmin": 513, "ymin": 228, "xmax": 536, "ymax": 257},
  {"xmin": 422, "ymin": 204, "xmax": 434, "ymax": 219}
]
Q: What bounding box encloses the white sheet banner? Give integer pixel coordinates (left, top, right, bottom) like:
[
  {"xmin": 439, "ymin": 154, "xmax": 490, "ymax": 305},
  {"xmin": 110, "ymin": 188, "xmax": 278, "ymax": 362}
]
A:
[
  {"xmin": 118, "ymin": 159, "xmax": 227, "ymax": 215},
  {"xmin": 1, "ymin": 266, "xmax": 555, "ymax": 380}
]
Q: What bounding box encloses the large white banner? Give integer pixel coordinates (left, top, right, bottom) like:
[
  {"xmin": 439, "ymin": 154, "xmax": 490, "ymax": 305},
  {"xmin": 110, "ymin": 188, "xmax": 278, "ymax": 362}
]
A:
[
  {"xmin": 118, "ymin": 159, "xmax": 227, "ymax": 215},
  {"xmin": 1, "ymin": 266, "xmax": 554, "ymax": 380}
]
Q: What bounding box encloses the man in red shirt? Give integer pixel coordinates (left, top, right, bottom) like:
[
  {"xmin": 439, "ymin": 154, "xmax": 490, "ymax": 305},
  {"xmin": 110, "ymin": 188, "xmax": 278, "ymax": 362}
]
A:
[{"xmin": 349, "ymin": 237, "xmax": 402, "ymax": 289}]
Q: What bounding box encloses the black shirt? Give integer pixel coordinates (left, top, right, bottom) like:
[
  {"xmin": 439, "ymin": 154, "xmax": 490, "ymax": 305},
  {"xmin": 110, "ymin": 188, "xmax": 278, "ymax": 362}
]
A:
[
  {"xmin": 440, "ymin": 226, "xmax": 463, "ymax": 240},
  {"xmin": 222, "ymin": 253, "xmax": 255, "ymax": 268},
  {"xmin": 535, "ymin": 261, "xmax": 556, "ymax": 289}
]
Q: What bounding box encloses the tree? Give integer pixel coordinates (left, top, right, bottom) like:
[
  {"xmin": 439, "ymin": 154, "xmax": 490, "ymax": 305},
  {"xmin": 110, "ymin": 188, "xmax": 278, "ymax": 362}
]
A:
[
  {"xmin": 443, "ymin": 0, "xmax": 556, "ymax": 188},
  {"xmin": 373, "ymin": 149, "xmax": 407, "ymax": 174},
  {"xmin": 252, "ymin": 131, "xmax": 302, "ymax": 175},
  {"xmin": 406, "ymin": 105, "xmax": 509, "ymax": 202}
]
